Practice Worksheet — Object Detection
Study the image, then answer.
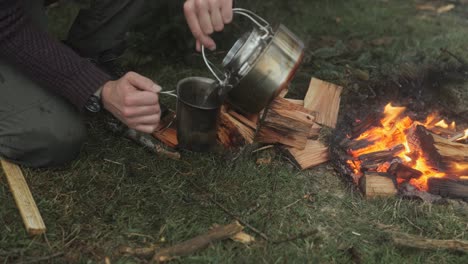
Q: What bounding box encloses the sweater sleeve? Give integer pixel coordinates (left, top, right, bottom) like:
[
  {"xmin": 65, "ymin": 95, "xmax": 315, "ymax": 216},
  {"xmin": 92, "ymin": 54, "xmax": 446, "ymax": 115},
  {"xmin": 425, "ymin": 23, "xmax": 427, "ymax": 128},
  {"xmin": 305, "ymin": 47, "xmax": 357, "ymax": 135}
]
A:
[{"xmin": 0, "ymin": 0, "xmax": 111, "ymax": 109}]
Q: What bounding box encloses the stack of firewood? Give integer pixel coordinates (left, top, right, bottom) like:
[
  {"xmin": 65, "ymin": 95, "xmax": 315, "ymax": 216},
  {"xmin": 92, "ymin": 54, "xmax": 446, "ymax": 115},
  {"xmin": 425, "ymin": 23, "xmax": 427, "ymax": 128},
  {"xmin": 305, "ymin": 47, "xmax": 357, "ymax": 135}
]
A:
[{"xmin": 152, "ymin": 77, "xmax": 343, "ymax": 170}]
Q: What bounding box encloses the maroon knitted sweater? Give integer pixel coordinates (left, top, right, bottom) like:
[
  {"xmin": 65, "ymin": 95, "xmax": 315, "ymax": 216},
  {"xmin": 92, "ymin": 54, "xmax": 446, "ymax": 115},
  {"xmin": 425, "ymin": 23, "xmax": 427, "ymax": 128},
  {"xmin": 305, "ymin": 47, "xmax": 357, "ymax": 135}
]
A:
[{"xmin": 0, "ymin": 0, "xmax": 111, "ymax": 109}]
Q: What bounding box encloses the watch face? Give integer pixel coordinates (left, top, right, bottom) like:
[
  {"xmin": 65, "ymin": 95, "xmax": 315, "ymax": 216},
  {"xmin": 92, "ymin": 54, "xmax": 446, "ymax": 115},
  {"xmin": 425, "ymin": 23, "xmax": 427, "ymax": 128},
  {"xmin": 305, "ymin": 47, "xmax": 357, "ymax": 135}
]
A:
[{"xmin": 85, "ymin": 95, "xmax": 101, "ymax": 113}]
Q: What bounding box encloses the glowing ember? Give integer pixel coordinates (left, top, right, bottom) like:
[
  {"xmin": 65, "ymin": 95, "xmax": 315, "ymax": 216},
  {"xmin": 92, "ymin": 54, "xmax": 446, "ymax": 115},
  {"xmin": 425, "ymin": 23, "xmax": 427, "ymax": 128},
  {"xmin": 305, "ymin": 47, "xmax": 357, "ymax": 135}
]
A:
[{"xmin": 347, "ymin": 103, "xmax": 467, "ymax": 191}]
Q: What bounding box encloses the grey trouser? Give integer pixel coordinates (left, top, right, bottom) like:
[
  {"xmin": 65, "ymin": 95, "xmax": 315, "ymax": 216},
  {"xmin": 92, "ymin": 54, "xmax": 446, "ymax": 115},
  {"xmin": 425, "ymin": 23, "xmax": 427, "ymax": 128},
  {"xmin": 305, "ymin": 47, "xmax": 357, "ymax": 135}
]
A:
[{"xmin": 0, "ymin": 0, "xmax": 145, "ymax": 167}]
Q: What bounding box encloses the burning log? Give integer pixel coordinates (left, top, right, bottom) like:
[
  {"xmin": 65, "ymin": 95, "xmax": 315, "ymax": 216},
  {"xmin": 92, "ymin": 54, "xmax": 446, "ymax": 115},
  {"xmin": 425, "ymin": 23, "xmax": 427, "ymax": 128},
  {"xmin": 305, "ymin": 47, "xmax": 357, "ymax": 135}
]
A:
[
  {"xmin": 285, "ymin": 140, "xmax": 329, "ymax": 170},
  {"xmin": 427, "ymin": 178, "xmax": 468, "ymax": 199},
  {"xmin": 358, "ymin": 144, "xmax": 405, "ymax": 164},
  {"xmin": 217, "ymin": 106, "xmax": 255, "ymax": 148},
  {"xmin": 256, "ymin": 97, "xmax": 315, "ymax": 149},
  {"xmin": 359, "ymin": 172, "xmax": 398, "ymax": 198},
  {"xmin": 351, "ymin": 114, "xmax": 380, "ymax": 139},
  {"xmin": 407, "ymin": 125, "xmax": 468, "ymax": 174},
  {"xmin": 387, "ymin": 162, "xmax": 423, "ymax": 180},
  {"xmin": 304, "ymin": 78, "xmax": 343, "ymax": 128}
]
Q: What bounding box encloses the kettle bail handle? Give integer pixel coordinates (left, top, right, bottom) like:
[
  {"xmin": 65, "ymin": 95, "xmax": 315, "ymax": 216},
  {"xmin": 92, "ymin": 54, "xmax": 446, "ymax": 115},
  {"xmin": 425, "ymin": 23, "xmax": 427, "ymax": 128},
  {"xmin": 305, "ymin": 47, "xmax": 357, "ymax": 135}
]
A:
[{"xmin": 201, "ymin": 8, "xmax": 272, "ymax": 85}]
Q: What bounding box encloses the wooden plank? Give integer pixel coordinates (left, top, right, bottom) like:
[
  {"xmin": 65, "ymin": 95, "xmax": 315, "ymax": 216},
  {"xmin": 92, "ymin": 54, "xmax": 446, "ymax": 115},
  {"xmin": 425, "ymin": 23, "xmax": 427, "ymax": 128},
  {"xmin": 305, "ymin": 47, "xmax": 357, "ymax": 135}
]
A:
[
  {"xmin": 1, "ymin": 159, "xmax": 46, "ymax": 236},
  {"xmin": 304, "ymin": 78, "xmax": 343, "ymax": 128},
  {"xmin": 286, "ymin": 140, "xmax": 329, "ymax": 170}
]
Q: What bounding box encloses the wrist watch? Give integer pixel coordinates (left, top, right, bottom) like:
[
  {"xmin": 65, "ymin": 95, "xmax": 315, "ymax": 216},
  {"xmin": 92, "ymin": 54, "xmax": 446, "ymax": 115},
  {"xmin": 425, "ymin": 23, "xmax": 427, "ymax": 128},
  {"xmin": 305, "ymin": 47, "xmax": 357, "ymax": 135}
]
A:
[{"xmin": 85, "ymin": 87, "xmax": 103, "ymax": 113}]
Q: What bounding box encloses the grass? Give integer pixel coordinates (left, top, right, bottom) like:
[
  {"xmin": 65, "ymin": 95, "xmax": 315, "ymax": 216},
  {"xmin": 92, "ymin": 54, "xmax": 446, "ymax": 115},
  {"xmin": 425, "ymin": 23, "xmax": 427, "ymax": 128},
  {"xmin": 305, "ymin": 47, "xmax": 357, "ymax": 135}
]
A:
[{"xmin": 1, "ymin": 0, "xmax": 468, "ymax": 263}]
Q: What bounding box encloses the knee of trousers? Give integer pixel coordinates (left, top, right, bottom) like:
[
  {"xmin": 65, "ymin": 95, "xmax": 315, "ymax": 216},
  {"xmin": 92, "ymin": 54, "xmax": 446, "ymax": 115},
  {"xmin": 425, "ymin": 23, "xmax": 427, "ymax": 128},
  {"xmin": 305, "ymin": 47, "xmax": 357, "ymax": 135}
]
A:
[{"xmin": 0, "ymin": 111, "xmax": 87, "ymax": 168}]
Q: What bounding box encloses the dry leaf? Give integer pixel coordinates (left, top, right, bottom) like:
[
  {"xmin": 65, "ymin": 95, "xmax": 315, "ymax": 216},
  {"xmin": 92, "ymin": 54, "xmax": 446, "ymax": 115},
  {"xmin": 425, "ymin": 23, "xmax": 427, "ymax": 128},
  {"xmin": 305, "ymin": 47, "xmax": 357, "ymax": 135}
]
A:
[
  {"xmin": 437, "ymin": 4, "xmax": 455, "ymax": 14},
  {"xmin": 231, "ymin": 231, "xmax": 256, "ymax": 244}
]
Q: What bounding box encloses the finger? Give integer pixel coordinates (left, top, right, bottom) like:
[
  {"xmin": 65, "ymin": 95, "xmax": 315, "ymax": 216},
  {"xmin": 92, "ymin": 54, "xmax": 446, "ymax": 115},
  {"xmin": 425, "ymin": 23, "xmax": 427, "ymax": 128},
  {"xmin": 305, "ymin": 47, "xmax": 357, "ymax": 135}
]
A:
[
  {"xmin": 221, "ymin": 0, "xmax": 233, "ymax": 23},
  {"xmin": 210, "ymin": 6, "xmax": 224, "ymax": 32},
  {"xmin": 122, "ymin": 105, "xmax": 160, "ymax": 118},
  {"xmin": 125, "ymin": 91, "xmax": 159, "ymax": 107},
  {"xmin": 134, "ymin": 124, "xmax": 159, "ymax": 134},
  {"xmin": 195, "ymin": 0, "xmax": 214, "ymax": 35},
  {"xmin": 124, "ymin": 72, "xmax": 160, "ymax": 93},
  {"xmin": 128, "ymin": 114, "xmax": 161, "ymax": 127},
  {"xmin": 184, "ymin": 0, "xmax": 216, "ymax": 50},
  {"xmin": 184, "ymin": 1, "xmax": 205, "ymax": 41}
]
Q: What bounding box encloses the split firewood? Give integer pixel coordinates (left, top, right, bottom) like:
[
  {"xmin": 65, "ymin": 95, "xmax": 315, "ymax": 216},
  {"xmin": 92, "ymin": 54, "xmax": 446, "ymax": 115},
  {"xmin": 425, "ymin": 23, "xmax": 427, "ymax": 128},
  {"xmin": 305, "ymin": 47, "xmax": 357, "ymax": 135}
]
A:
[
  {"xmin": 407, "ymin": 125, "xmax": 468, "ymax": 174},
  {"xmin": 390, "ymin": 231, "xmax": 468, "ymax": 253},
  {"xmin": 153, "ymin": 222, "xmax": 243, "ymax": 262},
  {"xmin": 274, "ymin": 97, "xmax": 321, "ymax": 138},
  {"xmin": 359, "ymin": 172, "xmax": 398, "ymax": 198},
  {"xmin": 387, "ymin": 162, "xmax": 423, "ymax": 180},
  {"xmin": 256, "ymin": 97, "xmax": 315, "ymax": 149},
  {"xmin": 285, "ymin": 98, "xmax": 305, "ymax": 105},
  {"xmin": 285, "ymin": 140, "xmax": 329, "ymax": 170},
  {"xmin": 303, "ymin": 78, "xmax": 343, "ymax": 128},
  {"xmin": 309, "ymin": 122, "xmax": 322, "ymax": 138},
  {"xmin": 427, "ymin": 178, "xmax": 468, "ymax": 199},
  {"xmin": 153, "ymin": 128, "xmax": 178, "ymax": 148},
  {"xmin": 1, "ymin": 159, "xmax": 46, "ymax": 236},
  {"xmin": 217, "ymin": 106, "xmax": 255, "ymax": 148},
  {"xmin": 227, "ymin": 109, "xmax": 258, "ymax": 130}
]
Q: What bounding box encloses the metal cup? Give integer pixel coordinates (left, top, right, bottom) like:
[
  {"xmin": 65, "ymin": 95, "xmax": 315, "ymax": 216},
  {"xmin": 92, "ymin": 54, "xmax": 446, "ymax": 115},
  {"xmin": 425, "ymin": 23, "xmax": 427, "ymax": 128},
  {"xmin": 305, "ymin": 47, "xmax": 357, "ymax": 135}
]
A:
[{"xmin": 176, "ymin": 77, "xmax": 221, "ymax": 152}]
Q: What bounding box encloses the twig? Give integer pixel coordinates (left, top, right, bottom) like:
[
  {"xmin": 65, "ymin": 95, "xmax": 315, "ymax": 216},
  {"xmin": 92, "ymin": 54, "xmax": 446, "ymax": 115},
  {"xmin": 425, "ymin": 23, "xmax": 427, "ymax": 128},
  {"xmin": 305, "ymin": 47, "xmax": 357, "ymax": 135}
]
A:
[
  {"xmin": 118, "ymin": 244, "xmax": 160, "ymax": 258},
  {"xmin": 448, "ymin": 131, "xmax": 467, "ymax": 142},
  {"xmin": 188, "ymin": 180, "xmax": 270, "ymax": 241},
  {"xmin": 390, "ymin": 231, "xmax": 468, "ymax": 253},
  {"xmin": 153, "ymin": 222, "xmax": 243, "ymax": 262},
  {"xmin": 251, "ymin": 145, "xmax": 274, "ymax": 153}
]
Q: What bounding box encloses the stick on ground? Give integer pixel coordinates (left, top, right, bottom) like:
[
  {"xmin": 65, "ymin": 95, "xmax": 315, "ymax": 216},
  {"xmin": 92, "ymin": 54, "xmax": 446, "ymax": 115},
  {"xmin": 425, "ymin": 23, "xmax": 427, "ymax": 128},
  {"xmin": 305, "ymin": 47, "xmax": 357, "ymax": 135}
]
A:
[
  {"xmin": 153, "ymin": 222, "xmax": 243, "ymax": 262},
  {"xmin": 390, "ymin": 231, "xmax": 468, "ymax": 253},
  {"xmin": 1, "ymin": 159, "xmax": 46, "ymax": 236}
]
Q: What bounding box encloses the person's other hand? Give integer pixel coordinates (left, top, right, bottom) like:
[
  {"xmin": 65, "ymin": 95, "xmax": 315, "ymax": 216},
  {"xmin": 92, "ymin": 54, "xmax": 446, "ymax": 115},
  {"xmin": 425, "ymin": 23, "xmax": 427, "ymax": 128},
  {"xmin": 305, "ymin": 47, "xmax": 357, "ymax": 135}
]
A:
[
  {"xmin": 101, "ymin": 72, "xmax": 161, "ymax": 133},
  {"xmin": 183, "ymin": 0, "xmax": 233, "ymax": 51}
]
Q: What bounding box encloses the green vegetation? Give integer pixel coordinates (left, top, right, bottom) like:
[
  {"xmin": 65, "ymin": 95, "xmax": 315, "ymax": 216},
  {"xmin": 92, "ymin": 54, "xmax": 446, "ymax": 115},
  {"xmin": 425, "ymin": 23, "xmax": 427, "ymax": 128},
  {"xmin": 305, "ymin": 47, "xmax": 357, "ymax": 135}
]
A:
[{"xmin": 1, "ymin": 0, "xmax": 468, "ymax": 263}]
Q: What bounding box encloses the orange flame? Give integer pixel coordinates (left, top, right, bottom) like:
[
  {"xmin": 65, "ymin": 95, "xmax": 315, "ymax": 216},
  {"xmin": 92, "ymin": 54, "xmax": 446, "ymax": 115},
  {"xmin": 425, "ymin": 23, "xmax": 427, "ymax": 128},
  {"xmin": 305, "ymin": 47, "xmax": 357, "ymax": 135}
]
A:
[{"xmin": 347, "ymin": 103, "xmax": 467, "ymax": 191}]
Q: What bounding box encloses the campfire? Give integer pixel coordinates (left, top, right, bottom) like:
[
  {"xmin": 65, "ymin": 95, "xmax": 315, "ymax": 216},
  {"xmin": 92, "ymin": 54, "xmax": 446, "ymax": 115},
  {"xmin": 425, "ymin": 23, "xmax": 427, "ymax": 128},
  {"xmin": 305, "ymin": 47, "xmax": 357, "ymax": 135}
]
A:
[{"xmin": 335, "ymin": 103, "xmax": 468, "ymax": 200}]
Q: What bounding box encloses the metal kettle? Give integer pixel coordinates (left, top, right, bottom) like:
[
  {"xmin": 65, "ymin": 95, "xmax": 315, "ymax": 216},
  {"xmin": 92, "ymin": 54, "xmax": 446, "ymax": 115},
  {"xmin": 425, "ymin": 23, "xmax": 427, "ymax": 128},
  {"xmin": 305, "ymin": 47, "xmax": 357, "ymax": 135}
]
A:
[{"xmin": 202, "ymin": 8, "xmax": 305, "ymax": 114}]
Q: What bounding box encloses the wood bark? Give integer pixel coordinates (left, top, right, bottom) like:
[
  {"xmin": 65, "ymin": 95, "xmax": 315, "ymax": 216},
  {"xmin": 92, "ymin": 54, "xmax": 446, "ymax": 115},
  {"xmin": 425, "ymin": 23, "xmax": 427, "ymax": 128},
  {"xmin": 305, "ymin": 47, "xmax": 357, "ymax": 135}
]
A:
[
  {"xmin": 359, "ymin": 172, "xmax": 398, "ymax": 198},
  {"xmin": 303, "ymin": 78, "xmax": 343, "ymax": 128}
]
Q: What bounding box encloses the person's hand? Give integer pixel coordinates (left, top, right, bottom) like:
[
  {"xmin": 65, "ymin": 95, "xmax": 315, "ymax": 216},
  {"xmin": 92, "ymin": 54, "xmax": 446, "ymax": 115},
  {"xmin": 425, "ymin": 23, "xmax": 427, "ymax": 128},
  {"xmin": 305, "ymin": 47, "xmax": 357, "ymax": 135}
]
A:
[
  {"xmin": 183, "ymin": 0, "xmax": 233, "ymax": 51},
  {"xmin": 101, "ymin": 72, "xmax": 162, "ymax": 133}
]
